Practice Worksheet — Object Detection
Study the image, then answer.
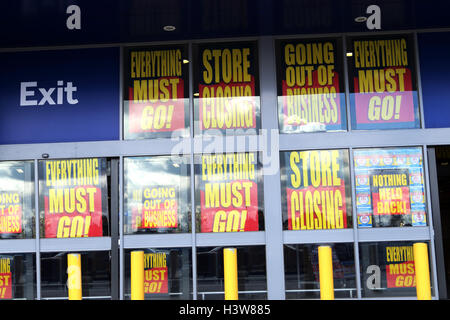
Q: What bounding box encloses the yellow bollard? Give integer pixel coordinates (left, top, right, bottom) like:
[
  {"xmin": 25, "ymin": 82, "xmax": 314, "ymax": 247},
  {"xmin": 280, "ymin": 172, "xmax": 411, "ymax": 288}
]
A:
[
  {"xmin": 413, "ymin": 243, "xmax": 432, "ymax": 300},
  {"xmin": 67, "ymin": 253, "xmax": 82, "ymax": 300},
  {"xmin": 131, "ymin": 250, "xmax": 145, "ymax": 300},
  {"xmin": 318, "ymin": 246, "xmax": 334, "ymax": 300},
  {"xmin": 223, "ymin": 248, "xmax": 238, "ymax": 300}
]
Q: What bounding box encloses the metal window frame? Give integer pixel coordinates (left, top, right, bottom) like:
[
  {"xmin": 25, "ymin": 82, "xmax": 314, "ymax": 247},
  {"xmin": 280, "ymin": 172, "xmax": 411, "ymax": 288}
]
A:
[{"xmin": 0, "ymin": 28, "xmax": 446, "ymax": 300}]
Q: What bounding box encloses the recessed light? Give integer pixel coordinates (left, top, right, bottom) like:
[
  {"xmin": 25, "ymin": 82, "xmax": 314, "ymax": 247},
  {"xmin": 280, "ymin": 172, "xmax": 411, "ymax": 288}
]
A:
[
  {"xmin": 163, "ymin": 25, "xmax": 176, "ymax": 31},
  {"xmin": 354, "ymin": 16, "xmax": 367, "ymax": 23}
]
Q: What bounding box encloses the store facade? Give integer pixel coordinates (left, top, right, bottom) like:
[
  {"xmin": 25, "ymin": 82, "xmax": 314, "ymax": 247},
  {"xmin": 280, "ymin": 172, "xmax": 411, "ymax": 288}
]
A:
[{"xmin": 1, "ymin": 0, "xmax": 450, "ymax": 300}]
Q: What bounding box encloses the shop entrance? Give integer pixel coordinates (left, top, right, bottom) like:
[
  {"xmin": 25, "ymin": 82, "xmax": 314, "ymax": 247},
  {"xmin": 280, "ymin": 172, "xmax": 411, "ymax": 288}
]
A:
[{"xmin": 428, "ymin": 146, "xmax": 450, "ymax": 299}]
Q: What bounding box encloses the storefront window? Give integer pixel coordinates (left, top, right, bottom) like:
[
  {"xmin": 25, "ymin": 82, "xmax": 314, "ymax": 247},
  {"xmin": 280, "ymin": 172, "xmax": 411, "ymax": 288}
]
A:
[
  {"xmin": 40, "ymin": 251, "xmax": 111, "ymax": 299},
  {"xmin": 195, "ymin": 152, "xmax": 264, "ymax": 233},
  {"xmin": 38, "ymin": 158, "xmax": 110, "ymax": 238},
  {"xmin": 354, "ymin": 147, "xmax": 427, "ymax": 228},
  {"xmin": 280, "ymin": 149, "xmax": 352, "ymax": 230},
  {"xmin": 276, "ymin": 38, "xmax": 347, "ymax": 133},
  {"xmin": 0, "ymin": 253, "xmax": 35, "ymax": 300},
  {"xmin": 359, "ymin": 241, "xmax": 432, "ymax": 298},
  {"xmin": 193, "ymin": 41, "xmax": 260, "ymax": 136},
  {"xmin": 123, "ymin": 44, "xmax": 190, "ymax": 139},
  {"xmin": 124, "ymin": 156, "xmax": 191, "ymax": 234},
  {"xmin": 0, "ymin": 161, "xmax": 35, "ymax": 239},
  {"xmin": 284, "ymin": 243, "xmax": 356, "ymax": 299},
  {"xmin": 347, "ymin": 34, "xmax": 420, "ymax": 130},
  {"xmin": 124, "ymin": 248, "xmax": 192, "ymax": 300},
  {"xmin": 197, "ymin": 246, "xmax": 267, "ymax": 300}
]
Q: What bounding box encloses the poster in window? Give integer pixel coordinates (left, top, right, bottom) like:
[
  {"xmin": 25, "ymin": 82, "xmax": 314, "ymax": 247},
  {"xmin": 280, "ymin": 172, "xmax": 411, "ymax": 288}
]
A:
[
  {"xmin": 0, "ymin": 190, "xmax": 23, "ymax": 235},
  {"xmin": 282, "ymin": 149, "xmax": 352, "ymax": 230},
  {"xmin": 124, "ymin": 156, "xmax": 189, "ymax": 234},
  {"xmin": 40, "ymin": 158, "xmax": 108, "ymax": 238},
  {"xmin": 124, "ymin": 45, "xmax": 189, "ymax": 139},
  {"xmin": 360, "ymin": 242, "xmax": 419, "ymax": 298},
  {"xmin": 197, "ymin": 152, "xmax": 261, "ymax": 233},
  {"xmin": 354, "ymin": 147, "xmax": 426, "ymax": 228},
  {"xmin": 144, "ymin": 249, "xmax": 170, "ymax": 297},
  {"xmin": 0, "ymin": 255, "xmax": 13, "ymax": 299},
  {"xmin": 194, "ymin": 41, "xmax": 260, "ymax": 135},
  {"xmin": 276, "ymin": 38, "xmax": 347, "ymax": 133},
  {"xmin": 130, "ymin": 185, "xmax": 179, "ymax": 231},
  {"xmin": 347, "ymin": 35, "xmax": 420, "ymax": 130}
]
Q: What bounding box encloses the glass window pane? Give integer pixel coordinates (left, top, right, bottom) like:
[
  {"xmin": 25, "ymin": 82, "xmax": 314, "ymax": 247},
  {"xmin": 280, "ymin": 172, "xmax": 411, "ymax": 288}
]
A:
[
  {"xmin": 280, "ymin": 149, "xmax": 352, "ymax": 230},
  {"xmin": 39, "ymin": 158, "xmax": 110, "ymax": 238},
  {"xmin": 359, "ymin": 241, "xmax": 432, "ymax": 298},
  {"xmin": 354, "ymin": 147, "xmax": 427, "ymax": 228},
  {"xmin": 0, "ymin": 161, "xmax": 35, "ymax": 239},
  {"xmin": 124, "ymin": 248, "xmax": 192, "ymax": 300},
  {"xmin": 0, "ymin": 253, "xmax": 35, "ymax": 300},
  {"xmin": 284, "ymin": 243, "xmax": 356, "ymax": 299},
  {"xmin": 40, "ymin": 251, "xmax": 111, "ymax": 299},
  {"xmin": 347, "ymin": 34, "xmax": 420, "ymax": 130},
  {"xmin": 193, "ymin": 41, "xmax": 260, "ymax": 136},
  {"xmin": 124, "ymin": 156, "xmax": 191, "ymax": 234},
  {"xmin": 276, "ymin": 38, "xmax": 347, "ymax": 133},
  {"xmin": 197, "ymin": 246, "xmax": 267, "ymax": 300},
  {"xmin": 195, "ymin": 152, "xmax": 264, "ymax": 233},
  {"xmin": 123, "ymin": 44, "xmax": 190, "ymax": 139}
]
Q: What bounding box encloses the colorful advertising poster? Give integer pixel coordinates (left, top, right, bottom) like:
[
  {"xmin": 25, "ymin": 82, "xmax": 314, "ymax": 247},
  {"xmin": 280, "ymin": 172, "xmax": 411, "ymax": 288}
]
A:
[
  {"xmin": 123, "ymin": 45, "xmax": 189, "ymax": 139},
  {"xmin": 354, "ymin": 147, "xmax": 426, "ymax": 228},
  {"xmin": 276, "ymin": 38, "xmax": 347, "ymax": 133},
  {"xmin": 194, "ymin": 41, "xmax": 260, "ymax": 135},
  {"xmin": 124, "ymin": 157, "xmax": 189, "ymax": 234},
  {"xmin": 360, "ymin": 242, "xmax": 418, "ymax": 297},
  {"xmin": 197, "ymin": 152, "xmax": 261, "ymax": 233},
  {"xmin": 282, "ymin": 150, "xmax": 351, "ymax": 230},
  {"xmin": 0, "ymin": 191, "xmax": 23, "ymax": 234},
  {"xmin": 39, "ymin": 158, "xmax": 108, "ymax": 238},
  {"xmin": 144, "ymin": 250, "xmax": 170, "ymax": 296},
  {"xmin": 348, "ymin": 35, "xmax": 420, "ymax": 130},
  {"xmin": 130, "ymin": 186, "xmax": 179, "ymax": 230},
  {"xmin": 384, "ymin": 244, "xmax": 416, "ymax": 289},
  {"xmin": 0, "ymin": 255, "xmax": 13, "ymax": 299}
]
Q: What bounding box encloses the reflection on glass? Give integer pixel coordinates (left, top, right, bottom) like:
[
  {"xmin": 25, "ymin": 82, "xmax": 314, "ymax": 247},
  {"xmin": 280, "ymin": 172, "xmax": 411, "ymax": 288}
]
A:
[
  {"xmin": 123, "ymin": 44, "xmax": 190, "ymax": 140},
  {"xmin": 0, "ymin": 161, "xmax": 34, "ymax": 239},
  {"xmin": 354, "ymin": 147, "xmax": 427, "ymax": 228},
  {"xmin": 347, "ymin": 34, "xmax": 420, "ymax": 130},
  {"xmin": 124, "ymin": 156, "xmax": 191, "ymax": 234},
  {"xmin": 195, "ymin": 152, "xmax": 264, "ymax": 233},
  {"xmin": 276, "ymin": 38, "xmax": 347, "ymax": 133},
  {"xmin": 280, "ymin": 149, "xmax": 352, "ymax": 230},
  {"xmin": 124, "ymin": 248, "xmax": 192, "ymax": 300},
  {"xmin": 359, "ymin": 241, "xmax": 432, "ymax": 298},
  {"xmin": 38, "ymin": 158, "xmax": 110, "ymax": 238},
  {"xmin": 284, "ymin": 243, "xmax": 356, "ymax": 299},
  {"xmin": 40, "ymin": 251, "xmax": 111, "ymax": 299},
  {"xmin": 193, "ymin": 41, "xmax": 260, "ymax": 136},
  {"xmin": 197, "ymin": 246, "xmax": 267, "ymax": 300},
  {"xmin": 0, "ymin": 253, "xmax": 35, "ymax": 300}
]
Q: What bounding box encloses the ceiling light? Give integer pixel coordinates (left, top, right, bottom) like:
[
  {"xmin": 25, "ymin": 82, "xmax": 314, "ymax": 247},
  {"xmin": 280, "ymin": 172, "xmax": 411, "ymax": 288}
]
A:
[
  {"xmin": 354, "ymin": 16, "xmax": 367, "ymax": 23},
  {"xmin": 346, "ymin": 52, "xmax": 353, "ymax": 57},
  {"xmin": 163, "ymin": 25, "xmax": 176, "ymax": 31},
  {"xmin": 194, "ymin": 93, "xmax": 199, "ymax": 97},
  {"xmin": 183, "ymin": 59, "xmax": 189, "ymax": 64}
]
